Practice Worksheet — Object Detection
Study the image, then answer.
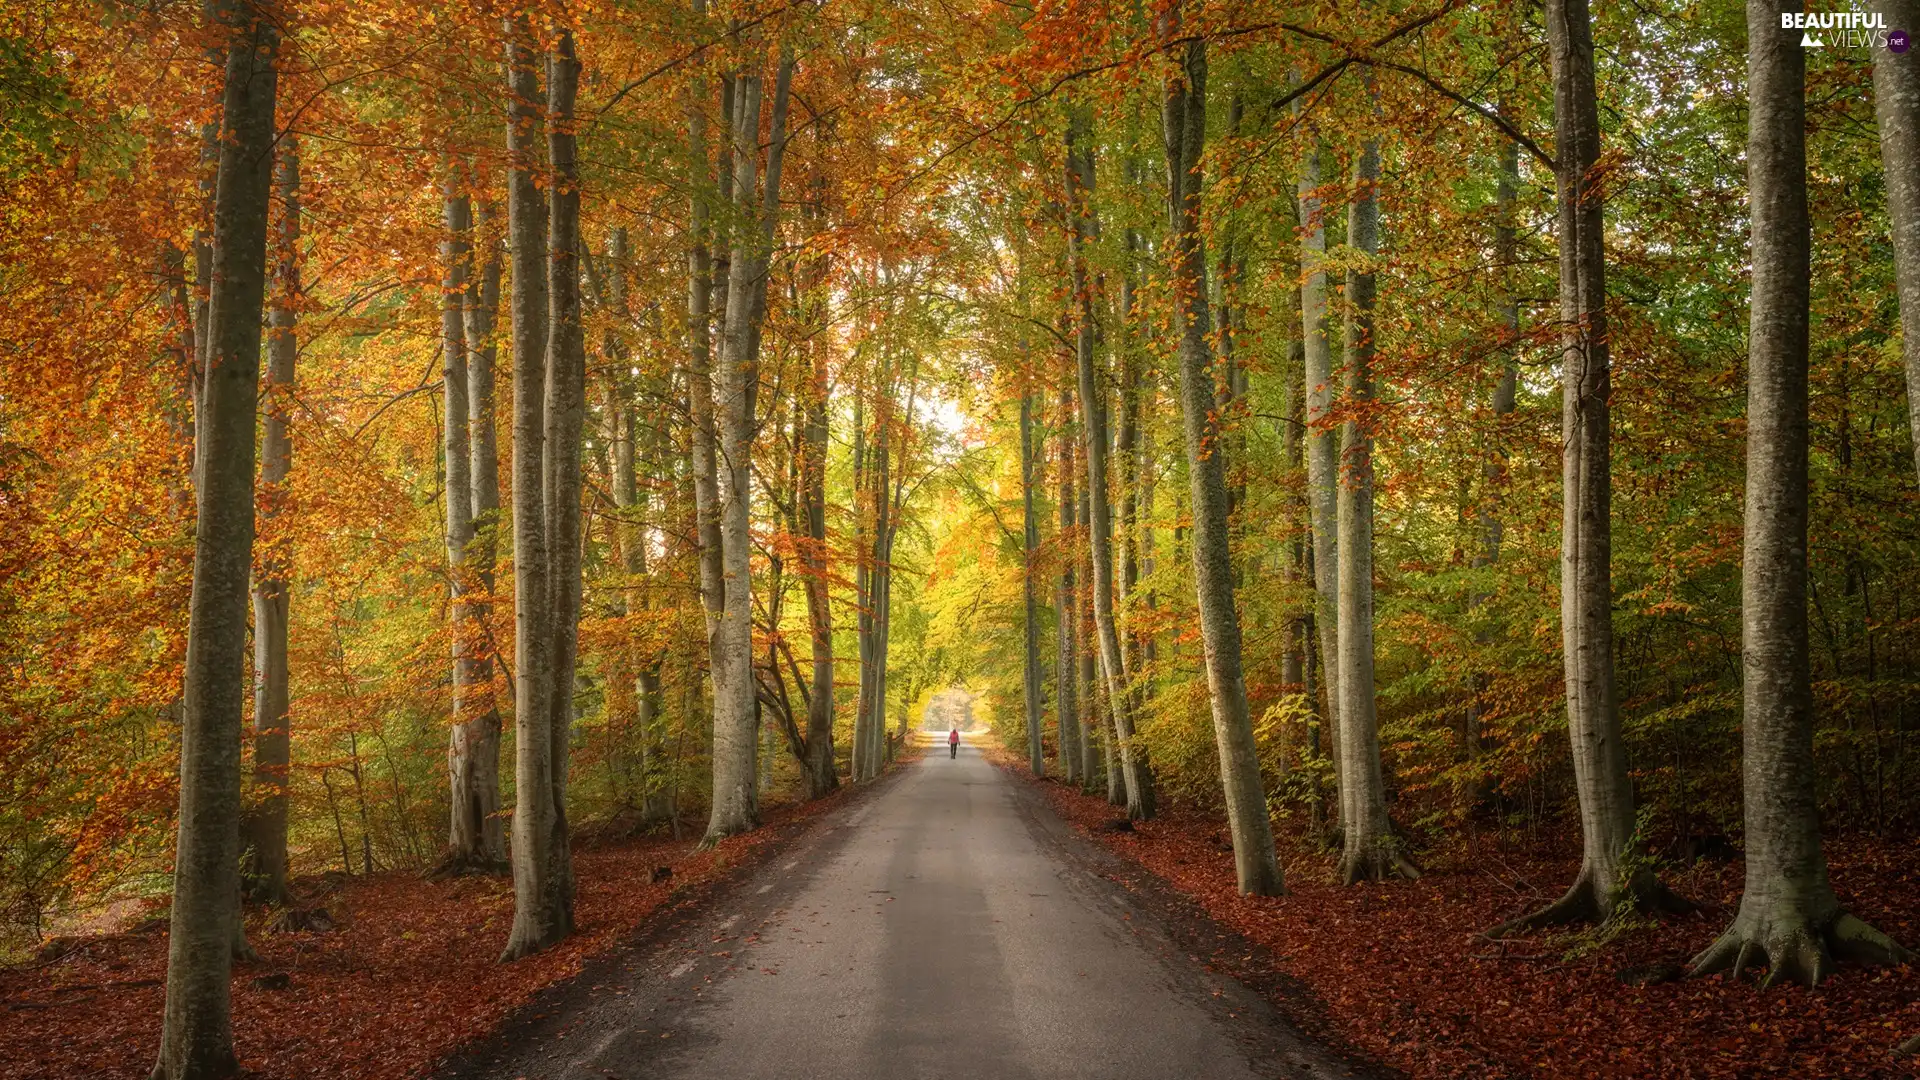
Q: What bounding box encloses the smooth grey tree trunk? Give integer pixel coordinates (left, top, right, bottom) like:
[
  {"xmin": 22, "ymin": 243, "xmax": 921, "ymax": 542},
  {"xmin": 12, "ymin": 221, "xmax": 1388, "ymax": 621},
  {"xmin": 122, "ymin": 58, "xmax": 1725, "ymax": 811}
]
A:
[
  {"xmin": 540, "ymin": 30, "xmax": 585, "ymax": 922},
  {"xmin": 1689, "ymin": 2, "xmax": 1912, "ymax": 987},
  {"xmin": 1334, "ymin": 139, "xmax": 1416, "ymax": 885},
  {"xmin": 500, "ymin": 16, "xmax": 566, "ymax": 962},
  {"xmin": 707, "ymin": 51, "xmax": 793, "ymax": 839},
  {"xmin": 1065, "ymin": 109, "xmax": 1150, "ymax": 818},
  {"xmin": 1021, "ymin": 390, "xmax": 1046, "ymax": 776},
  {"xmin": 1115, "ymin": 202, "xmax": 1156, "ymax": 817},
  {"xmin": 1076, "ymin": 462, "xmax": 1099, "ymax": 789},
  {"xmin": 1493, "ymin": 0, "xmax": 1686, "ymax": 934},
  {"xmin": 1875, "ymin": 2, "xmax": 1920, "ymax": 482},
  {"xmin": 800, "ymin": 194, "xmax": 838, "ymax": 798},
  {"xmin": 1160, "ymin": 26, "xmax": 1283, "ymax": 896},
  {"xmin": 151, "ymin": 4, "xmax": 277, "ymax": 1075},
  {"xmin": 245, "ymin": 134, "xmax": 297, "ymax": 906},
  {"xmin": 1297, "ymin": 140, "xmax": 1342, "ymax": 773},
  {"xmin": 451, "ymin": 194, "xmax": 505, "ymax": 868},
  {"xmin": 1492, "ymin": 0, "xmax": 1684, "ymax": 934},
  {"xmin": 1054, "ymin": 388, "xmax": 1081, "ymax": 785}
]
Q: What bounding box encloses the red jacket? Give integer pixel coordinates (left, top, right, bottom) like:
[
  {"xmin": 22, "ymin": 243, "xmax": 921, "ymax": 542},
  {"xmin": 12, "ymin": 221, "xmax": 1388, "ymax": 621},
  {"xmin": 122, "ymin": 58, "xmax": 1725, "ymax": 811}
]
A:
[{"xmin": 948, "ymin": 730, "xmax": 960, "ymax": 745}]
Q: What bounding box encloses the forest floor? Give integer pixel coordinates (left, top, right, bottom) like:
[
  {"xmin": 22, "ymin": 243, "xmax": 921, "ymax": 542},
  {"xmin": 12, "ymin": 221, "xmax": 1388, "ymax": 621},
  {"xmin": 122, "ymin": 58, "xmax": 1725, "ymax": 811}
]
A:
[
  {"xmin": 0, "ymin": 767, "xmax": 902, "ymax": 1080},
  {"xmin": 984, "ymin": 744, "xmax": 1920, "ymax": 1080}
]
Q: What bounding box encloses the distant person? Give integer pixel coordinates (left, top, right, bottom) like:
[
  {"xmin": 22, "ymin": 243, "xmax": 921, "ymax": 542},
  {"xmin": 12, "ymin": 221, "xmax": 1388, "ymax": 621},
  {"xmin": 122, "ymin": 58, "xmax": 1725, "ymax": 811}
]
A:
[{"xmin": 948, "ymin": 726, "xmax": 960, "ymax": 759}]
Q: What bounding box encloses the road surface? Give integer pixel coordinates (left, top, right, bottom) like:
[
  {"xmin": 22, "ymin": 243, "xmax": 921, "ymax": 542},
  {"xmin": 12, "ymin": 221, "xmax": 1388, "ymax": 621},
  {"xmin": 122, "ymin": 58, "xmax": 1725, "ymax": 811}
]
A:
[{"xmin": 449, "ymin": 741, "xmax": 1370, "ymax": 1080}]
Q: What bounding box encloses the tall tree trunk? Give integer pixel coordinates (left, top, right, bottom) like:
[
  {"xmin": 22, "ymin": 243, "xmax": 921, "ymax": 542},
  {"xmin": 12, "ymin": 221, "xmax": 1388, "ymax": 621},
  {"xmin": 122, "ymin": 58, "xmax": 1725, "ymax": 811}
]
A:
[
  {"xmin": 706, "ymin": 49, "xmax": 793, "ymax": 839},
  {"xmin": 1054, "ymin": 386, "xmax": 1081, "ymax": 784},
  {"xmin": 1334, "ymin": 137, "xmax": 1416, "ymax": 885},
  {"xmin": 1690, "ymin": 2, "xmax": 1912, "ymax": 987},
  {"xmin": 1493, "ymin": 0, "xmax": 1681, "ymax": 933},
  {"xmin": 451, "ymin": 193, "xmax": 506, "ymax": 868},
  {"xmin": 540, "ymin": 27, "xmax": 585, "ymax": 918},
  {"xmin": 151, "ymin": 4, "xmax": 277, "ymax": 1075},
  {"xmin": 1298, "ymin": 138, "xmax": 1342, "ymax": 784},
  {"xmin": 684, "ymin": 7, "xmax": 728, "ymax": 829},
  {"xmin": 439, "ymin": 169, "xmax": 482, "ymax": 872},
  {"xmin": 500, "ymin": 14, "xmax": 566, "ymax": 962},
  {"xmin": 245, "ymin": 134, "xmax": 297, "ymax": 905},
  {"xmin": 1077, "ymin": 468, "xmax": 1102, "ymax": 791},
  {"xmin": 1066, "ymin": 107, "xmax": 1150, "ymax": 818},
  {"xmin": 800, "ymin": 202, "xmax": 838, "ymax": 798},
  {"xmin": 1116, "ymin": 196, "xmax": 1155, "ymax": 817},
  {"xmin": 1875, "ymin": 2, "xmax": 1920, "ymax": 482},
  {"xmin": 1020, "ymin": 389, "xmax": 1046, "ymax": 776},
  {"xmin": 1160, "ymin": 24, "xmax": 1283, "ymax": 896}
]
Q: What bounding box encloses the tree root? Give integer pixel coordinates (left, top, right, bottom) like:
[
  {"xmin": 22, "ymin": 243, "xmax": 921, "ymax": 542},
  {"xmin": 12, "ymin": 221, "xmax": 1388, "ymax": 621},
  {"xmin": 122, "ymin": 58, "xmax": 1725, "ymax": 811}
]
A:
[
  {"xmin": 425, "ymin": 852, "xmax": 509, "ymax": 879},
  {"xmin": 1339, "ymin": 836, "xmax": 1420, "ymax": 885},
  {"xmin": 1484, "ymin": 868, "xmax": 1691, "ymax": 940},
  {"xmin": 1689, "ymin": 909, "xmax": 1913, "ymax": 989},
  {"xmin": 1893, "ymin": 1032, "xmax": 1920, "ymax": 1057}
]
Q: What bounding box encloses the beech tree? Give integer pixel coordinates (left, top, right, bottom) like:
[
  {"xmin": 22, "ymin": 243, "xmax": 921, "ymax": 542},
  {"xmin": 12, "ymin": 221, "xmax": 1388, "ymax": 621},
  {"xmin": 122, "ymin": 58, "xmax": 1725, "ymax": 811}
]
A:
[
  {"xmin": 500, "ymin": 15, "xmax": 566, "ymax": 961},
  {"xmin": 1334, "ymin": 132, "xmax": 1415, "ymax": 884},
  {"xmin": 244, "ymin": 133, "xmax": 298, "ymax": 905},
  {"xmin": 1491, "ymin": 0, "xmax": 1680, "ymax": 933},
  {"xmin": 1689, "ymin": 1, "xmax": 1913, "ymax": 987},
  {"xmin": 1878, "ymin": 1, "xmax": 1920, "ymax": 482},
  {"xmin": 1159, "ymin": 17, "xmax": 1282, "ymax": 897},
  {"xmin": 151, "ymin": 2, "xmax": 278, "ymax": 1074}
]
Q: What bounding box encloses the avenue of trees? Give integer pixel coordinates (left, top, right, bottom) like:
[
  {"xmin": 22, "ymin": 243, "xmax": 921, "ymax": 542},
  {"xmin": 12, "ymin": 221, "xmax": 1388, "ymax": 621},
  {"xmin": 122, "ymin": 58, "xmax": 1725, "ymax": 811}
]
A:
[{"xmin": 2, "ymin": 0, "xmax": 1919, "ymax": 1074}]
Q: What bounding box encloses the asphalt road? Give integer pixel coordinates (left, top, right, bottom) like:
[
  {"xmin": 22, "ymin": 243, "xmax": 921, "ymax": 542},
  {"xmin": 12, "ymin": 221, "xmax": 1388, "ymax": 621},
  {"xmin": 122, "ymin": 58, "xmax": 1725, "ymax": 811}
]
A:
[{"xmin": 449, "ymin": 741, "xmax": 1370, "ymax": 1080}]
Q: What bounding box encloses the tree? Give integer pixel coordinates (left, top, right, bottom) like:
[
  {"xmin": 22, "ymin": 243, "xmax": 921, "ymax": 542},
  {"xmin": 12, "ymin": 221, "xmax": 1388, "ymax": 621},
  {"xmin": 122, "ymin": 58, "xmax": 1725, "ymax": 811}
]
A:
[
  {"xmin": 1297, "ymin": 133, "xmax": 1341, "ymax": 779},
  {"xmin": 1020, "ymin": 388, "xmax": 1046, "ymax": 776},
  {"xmin": 1334, "ymin": 132, "xmax": 1416, "ymax": 884},
  {"xmin": 244, "ymin": 133, "xmax": 298, "ymax": 905},
  {"xmin": 1159, "ymin": 20, "xmax": 1282, "ymax": 897},
  {"xmin": 451, "ymin": 189, "xmax": 506, "ymax": 870},
  {"xmin": 151, "ymin": 2, "xmax": 278, "ymax": 1075},
  {"xmin": 1063, "ymin": 104, "xmax": 1124, "ymax": 798},
  {"xmin": 1053, "ymin": 384, "xmax": 1081, "ymax": 784},
  {"xmin": 499, "ymin": 14, "xmax": 566, "ymax": 961},
  {"xmin": 1688, "ymin": 1, "xmax": 1912, "ymax": 987},
  {"xmin": 1877, "ymin": 1, "xmax": 1920, "ymax": 483},
  {"xmin": 1491, "ymin": 0, "xmax": 1679, "ymax": 933},
  {"xmin": 706, "ymin": 46, "xmax": 794, "ymax": 840}
]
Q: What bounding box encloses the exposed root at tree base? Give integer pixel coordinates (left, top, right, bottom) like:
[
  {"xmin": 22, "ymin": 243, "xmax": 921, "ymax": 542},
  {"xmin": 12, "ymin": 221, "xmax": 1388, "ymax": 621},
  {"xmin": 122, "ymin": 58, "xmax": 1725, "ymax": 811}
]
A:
[
  {"xmin": 1339, "ymin": 842, "xmax": 1420, "ymax": 886},
  {"xmin": 1689, "ymin": 910, "xmax": 1914, "ymax": 989},
  {"xmin": 1483, "ymin": 869, "xmax": 1691, "ymax": 940},
  {"xmin": 425, "ymin": 853, "xmax": 510, "ymax": 879}
]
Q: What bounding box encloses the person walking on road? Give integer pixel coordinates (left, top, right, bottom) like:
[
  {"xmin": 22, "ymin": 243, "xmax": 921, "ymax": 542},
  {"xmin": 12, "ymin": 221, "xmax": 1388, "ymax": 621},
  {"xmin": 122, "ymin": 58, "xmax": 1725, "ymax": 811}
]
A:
[{"xmin": 948, "ymin": 727, "xmax": 960, "ymax": 759}]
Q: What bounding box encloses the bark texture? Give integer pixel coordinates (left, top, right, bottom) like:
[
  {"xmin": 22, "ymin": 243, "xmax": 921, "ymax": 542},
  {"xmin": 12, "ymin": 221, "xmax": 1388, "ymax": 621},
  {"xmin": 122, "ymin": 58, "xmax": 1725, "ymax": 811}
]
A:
[
  {"xmin": 152, "ymin": 4, "xmax": 277, "ymax": 1075},
  {"xmin": 1065, "ymin": 110, "xmax": 1149, "ymax": 818},
  {"xmin": 1335, "ymin": 138, "xmax": 1416, "ymax": 885},
  {"xmin": 1876, "ymin": 2, "xmax": 1920, "ymax": 482},
  {"xmin": 1160, "ymin": 26, "xmax": 1283, "ymax": 896},
  {"xmin": 1020, "ymin": 390, "xmax": 1046, "ymax": 776},
  {"xmin": 706, "ymin": 50, "xmax": 792, "ymax": 839},
  {"xmin": 1054, "ymin": 389, "xmax": 1082, "ymax": 785},
  {"xmin": 1297, "ymin": 140, "xmax": 1342, "ymax": 768},
  {"xmin": 1492, "ymin": 0, "xmax": 1679, "ymax": 933},
  {"xmin": 1689, "ymin": 2, "xmax": 1912, "ymax": 987},
  {"xmin": 500, "ymin": 16, "xmax": 566, "ymax": 961},
  {"xmin": 451, "ymin": 194, "xmax": 506, "ymax": 869},
  {"xmin": 245, "ymin": 134, "xmax": 297, "ymax": 905}
]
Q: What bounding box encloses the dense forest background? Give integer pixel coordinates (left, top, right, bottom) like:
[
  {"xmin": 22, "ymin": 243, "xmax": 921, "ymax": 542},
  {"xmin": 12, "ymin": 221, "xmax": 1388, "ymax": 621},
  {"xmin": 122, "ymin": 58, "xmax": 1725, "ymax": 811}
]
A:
[{"xmin": 3, "ymin": 0, "xmax": 1920, "ymax": 1074}]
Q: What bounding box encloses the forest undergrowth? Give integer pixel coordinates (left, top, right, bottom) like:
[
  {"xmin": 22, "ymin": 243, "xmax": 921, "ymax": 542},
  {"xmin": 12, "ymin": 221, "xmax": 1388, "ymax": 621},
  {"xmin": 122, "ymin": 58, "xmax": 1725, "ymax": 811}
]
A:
[
  {"xmin": 0, "ymin": 785, "xmax": 868, "ymax": 1080},
  {"xmin": 985, "ymin": 743, "xmax": 1920, "ymax": 1080}
]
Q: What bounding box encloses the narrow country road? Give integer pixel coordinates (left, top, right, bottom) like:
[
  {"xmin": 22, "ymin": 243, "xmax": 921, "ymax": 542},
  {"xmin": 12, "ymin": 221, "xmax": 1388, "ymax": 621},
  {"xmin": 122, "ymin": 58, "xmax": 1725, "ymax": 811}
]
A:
[{"xmin": 448, "ymin": 741, "xmax": 1371, "ymax": 1080}]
